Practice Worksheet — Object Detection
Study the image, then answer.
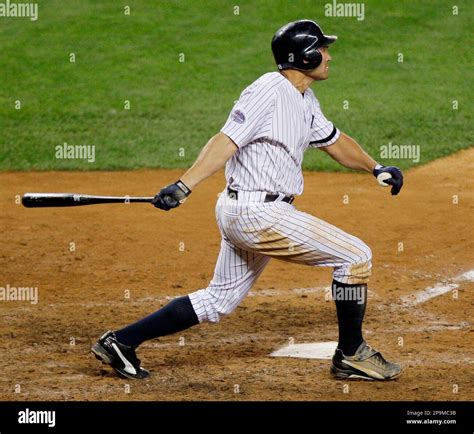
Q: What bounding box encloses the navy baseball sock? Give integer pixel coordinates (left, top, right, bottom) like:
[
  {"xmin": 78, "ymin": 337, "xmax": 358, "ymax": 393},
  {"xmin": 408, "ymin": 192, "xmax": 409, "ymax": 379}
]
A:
[
  {"xmin": 332, "ymin": 280, "xmax": 367, "ymax": 356},
  {"xmin": 115, "ymin": 296, "xmax": 199, "ymax": 348}
]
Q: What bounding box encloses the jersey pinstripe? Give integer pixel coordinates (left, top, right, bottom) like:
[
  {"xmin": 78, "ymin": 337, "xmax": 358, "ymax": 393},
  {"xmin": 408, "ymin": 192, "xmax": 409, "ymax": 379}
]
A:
[{"xmin": 221, "ymin": 72, "xmax": 340, "ymax": 196}]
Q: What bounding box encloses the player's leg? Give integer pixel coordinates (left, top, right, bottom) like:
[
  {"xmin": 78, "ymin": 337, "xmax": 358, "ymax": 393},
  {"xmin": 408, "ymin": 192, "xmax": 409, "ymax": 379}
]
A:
[
  {"xmin": 91, "ymin": 292, "xmax": 199, "ymax": 379},
  {"xmin": 219, "ymin": 201, "xmax": 370, "ymax": 349},
  {"xmin": 188, "ymin": 238, "xmax": 270, "ymax": 323},
  {"xmin": 92, "ymin": 237, "xmax": 269, "ymax": 378},
  {"xmin": 267, "ymin": 208, "xmax": 371, "ymax": 358},
  {"xmin": 115, "ymin": 237, "xmax": 269, "ymax": 338},
  {"xmin": 233, "ymin": 202, "xmax": 372, "ymax": 284},
  {"xmin": 232, "ymin": 202, "xmax": 401, "ymax": 380}
]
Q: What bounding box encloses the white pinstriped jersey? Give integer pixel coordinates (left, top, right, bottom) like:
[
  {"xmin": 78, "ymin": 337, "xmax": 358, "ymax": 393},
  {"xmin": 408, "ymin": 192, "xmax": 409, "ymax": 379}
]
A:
[{"xmin": 221, "ymin": 72, "xmax": 340, "ymax": 196}]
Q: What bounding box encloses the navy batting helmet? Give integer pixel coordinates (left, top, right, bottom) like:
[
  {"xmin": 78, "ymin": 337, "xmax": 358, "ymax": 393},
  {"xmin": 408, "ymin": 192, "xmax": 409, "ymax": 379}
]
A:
[{"xmin": 271, "ymin": 20, "xmax": 337, "ymax": 71}]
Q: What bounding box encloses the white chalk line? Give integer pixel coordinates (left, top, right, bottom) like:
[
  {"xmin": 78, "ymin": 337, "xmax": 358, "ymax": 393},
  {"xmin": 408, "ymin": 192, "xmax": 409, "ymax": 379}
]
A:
[{"xmin": 401, "ymin": 268, "xmax": 474, "ymax": 306}]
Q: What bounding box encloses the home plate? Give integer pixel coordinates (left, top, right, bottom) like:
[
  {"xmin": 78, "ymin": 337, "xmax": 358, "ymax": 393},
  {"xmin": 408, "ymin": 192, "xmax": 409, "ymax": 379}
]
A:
[{"xmin": 270, "ymin": 342, "xmax": 338, "ymax": 360}]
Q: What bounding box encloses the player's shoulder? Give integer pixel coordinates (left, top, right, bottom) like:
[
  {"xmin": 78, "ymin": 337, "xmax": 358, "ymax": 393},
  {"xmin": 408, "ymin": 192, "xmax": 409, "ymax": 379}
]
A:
[
  {"xmin": 255, "ymin": 71, "xmax": 287, "ymax": 89},
  {"xmin": 240, "ymin": 72, "xmax": 286, "ymax": 99}
]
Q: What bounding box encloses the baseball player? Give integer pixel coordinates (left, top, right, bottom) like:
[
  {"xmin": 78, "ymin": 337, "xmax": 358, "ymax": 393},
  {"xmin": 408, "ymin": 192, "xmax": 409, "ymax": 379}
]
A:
[{"xmin": 92, "ymin": 20, "xmax": 404, "ymax": 381}]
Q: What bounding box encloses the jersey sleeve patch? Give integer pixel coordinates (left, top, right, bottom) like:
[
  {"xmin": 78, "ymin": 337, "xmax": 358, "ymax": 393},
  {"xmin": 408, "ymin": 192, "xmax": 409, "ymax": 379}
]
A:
[{"xmin": 231, "ymin": 109, "xmax": 246, "ymax": 124}]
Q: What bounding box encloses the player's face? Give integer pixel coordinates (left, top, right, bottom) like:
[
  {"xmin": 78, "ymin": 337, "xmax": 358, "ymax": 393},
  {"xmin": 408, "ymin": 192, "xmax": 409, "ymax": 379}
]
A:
[{"xmin": 306, "ymin": 46, "xmax": 332, "ymax": 81}]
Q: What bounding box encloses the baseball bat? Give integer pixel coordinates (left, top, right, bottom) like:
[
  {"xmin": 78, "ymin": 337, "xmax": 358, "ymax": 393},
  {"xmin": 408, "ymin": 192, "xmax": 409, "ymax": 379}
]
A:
[{"xmin": 22, "ymin": 193, "xmax": 154, "ymax": 208}]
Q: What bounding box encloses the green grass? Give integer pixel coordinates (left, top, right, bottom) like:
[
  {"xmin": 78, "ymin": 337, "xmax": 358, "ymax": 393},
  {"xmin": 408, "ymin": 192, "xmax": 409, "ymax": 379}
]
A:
[{"xmin": 0, "ymin": 0, "xmax": 472, "ymax": 171}]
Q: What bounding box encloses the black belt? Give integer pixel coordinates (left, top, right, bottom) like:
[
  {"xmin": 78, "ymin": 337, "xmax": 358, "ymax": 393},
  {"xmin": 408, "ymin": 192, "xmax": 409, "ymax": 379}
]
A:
[{"xmin": 227, "ymin": 187, "xmax": 294, "ymax": 204}]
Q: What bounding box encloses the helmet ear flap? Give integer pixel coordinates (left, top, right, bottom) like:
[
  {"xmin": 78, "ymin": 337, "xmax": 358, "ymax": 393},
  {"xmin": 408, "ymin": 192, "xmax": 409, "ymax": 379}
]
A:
[{"xmin": 303, "ymin": 47, "xmax": 322, "ymax": 69}]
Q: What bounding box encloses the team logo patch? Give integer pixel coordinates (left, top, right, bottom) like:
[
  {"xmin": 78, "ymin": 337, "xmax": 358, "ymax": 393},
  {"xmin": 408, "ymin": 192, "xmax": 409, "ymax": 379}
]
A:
[{"xmin": 231, "ymin": 109, "xmax": 246, "ymax": 124}]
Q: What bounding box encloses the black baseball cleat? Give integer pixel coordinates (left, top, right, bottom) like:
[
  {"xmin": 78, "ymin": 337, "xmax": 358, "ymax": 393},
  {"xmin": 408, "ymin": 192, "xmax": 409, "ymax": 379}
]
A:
[
  {"xmin": 330, "ymin": 341, "xmax": 402, "ymax": 381},
  {"xmin": 91, "ymin": 330, "xmax": 150, "ymax": 380}
]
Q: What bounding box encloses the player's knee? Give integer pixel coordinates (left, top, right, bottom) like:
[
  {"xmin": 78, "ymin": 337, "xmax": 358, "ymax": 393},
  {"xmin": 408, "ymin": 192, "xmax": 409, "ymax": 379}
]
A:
[
  {"xmin": 187, "ymin": 289, "xmax": 239, "ymax": 324},
  {"xmin": 333, "ymin": 239, "xmax": 372, "ymax": 284},
  {"xmin": 359, "ymin": 241, "xmax": 372, "ymax": 264},
  {"xmin": 349, "ymin": 240, "xmax": 372, "ymax": 281}
]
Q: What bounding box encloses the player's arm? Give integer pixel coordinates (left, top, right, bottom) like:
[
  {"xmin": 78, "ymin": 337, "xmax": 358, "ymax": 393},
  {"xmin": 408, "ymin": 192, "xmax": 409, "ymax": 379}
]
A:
[
  {"xmin": 320, "ymin": 132, "xmax": 404, "ymax": 195},
  {"xmin": 180, "ymin": 132, "xmax": 238, "ymax": 190},
  {"xmin": 152, "ymin": 132, "xmax": 238, "ymax": 210},
  {"xmin": 320, "ymin": 132, "xmax": 376, "ymax": 172}
]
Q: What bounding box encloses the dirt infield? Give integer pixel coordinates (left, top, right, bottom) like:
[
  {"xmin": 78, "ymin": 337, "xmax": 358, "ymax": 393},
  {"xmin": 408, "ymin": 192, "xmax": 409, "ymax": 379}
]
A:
[{"xmin": 1, "ymin": 149, "xmax": 473, "ymax": 401}]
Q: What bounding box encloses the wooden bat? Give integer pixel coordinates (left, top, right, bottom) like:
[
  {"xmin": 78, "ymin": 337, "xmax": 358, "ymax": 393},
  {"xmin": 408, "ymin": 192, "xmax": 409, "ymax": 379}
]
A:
[{"xmin": 22, "ymin": 193, "xmax": 154, "ymax": 208}]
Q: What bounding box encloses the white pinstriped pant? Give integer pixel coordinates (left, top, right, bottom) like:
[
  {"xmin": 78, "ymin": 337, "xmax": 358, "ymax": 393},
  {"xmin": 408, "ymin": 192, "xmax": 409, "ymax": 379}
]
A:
[{"xmin": 189, "ymin": 190, "xmax": 372, "ymax": 323}]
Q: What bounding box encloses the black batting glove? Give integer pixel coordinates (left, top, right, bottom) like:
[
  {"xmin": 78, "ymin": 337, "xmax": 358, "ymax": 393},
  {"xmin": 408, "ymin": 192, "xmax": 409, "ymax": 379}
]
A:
[
  {"xmin": 373, "ymin": 164, "xmax": 404, "ymax": 196},
  {"xmin": 152, "ymin": 180, "xmax": 192, "ymax": 211}
]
